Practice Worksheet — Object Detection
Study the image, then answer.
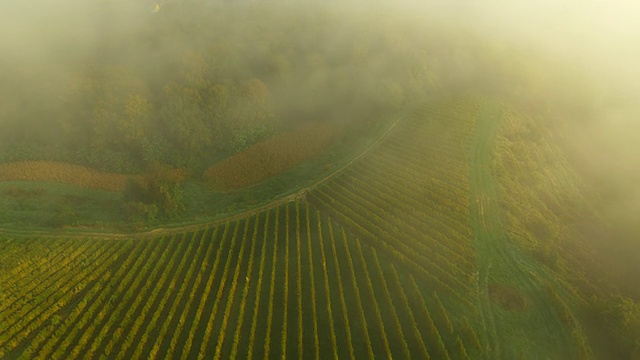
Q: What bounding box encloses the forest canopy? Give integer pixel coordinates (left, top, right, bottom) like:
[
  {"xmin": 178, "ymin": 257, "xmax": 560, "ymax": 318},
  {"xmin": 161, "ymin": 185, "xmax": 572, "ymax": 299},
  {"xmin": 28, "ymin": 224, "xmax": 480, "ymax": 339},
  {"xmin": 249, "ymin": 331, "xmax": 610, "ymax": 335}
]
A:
[
  {"xmin": 2, "ymin": 0, "xmax": 569, "ymax": 175},
  {"xmin": 0, "ymin": 1, "xmax": 460, "ymax": 174},
  {"xmin": 0, "ymin": 0, "xmax": 602, "ymax": 227}
]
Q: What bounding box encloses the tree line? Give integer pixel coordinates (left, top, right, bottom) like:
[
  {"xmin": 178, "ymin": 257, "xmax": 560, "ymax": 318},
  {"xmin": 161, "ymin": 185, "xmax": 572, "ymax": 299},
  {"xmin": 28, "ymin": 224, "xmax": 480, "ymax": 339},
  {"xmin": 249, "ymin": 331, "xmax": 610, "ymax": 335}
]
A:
[{"xmin": 0, "ymin": 1, "xmax": 519, "ymax": 175}]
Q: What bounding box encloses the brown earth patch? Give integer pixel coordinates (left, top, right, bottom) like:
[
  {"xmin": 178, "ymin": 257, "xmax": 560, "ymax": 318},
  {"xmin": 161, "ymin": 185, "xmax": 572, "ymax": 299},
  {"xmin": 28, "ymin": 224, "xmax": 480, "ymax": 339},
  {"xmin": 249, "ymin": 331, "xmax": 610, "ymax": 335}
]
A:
[
  {"xmin": 203, "ymin": 121, "xmax": 340, "ymax": 191},
  {"xmin": 0, "ymin": 161, "xmax": 141, "ymax": 192},
  {"xmin": 489, "ymin": 284, "xmax": 528, "ymax": 312}
]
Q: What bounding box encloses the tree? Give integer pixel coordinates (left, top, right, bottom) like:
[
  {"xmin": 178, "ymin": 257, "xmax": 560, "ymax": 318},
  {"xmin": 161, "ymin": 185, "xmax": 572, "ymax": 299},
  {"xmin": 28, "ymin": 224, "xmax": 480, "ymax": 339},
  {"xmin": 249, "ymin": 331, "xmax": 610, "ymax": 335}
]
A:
[
  {"xmin": 124, "ymin": 163, "xmax": 186, "ymax": 222},
  {"xmin": 227, "ymin": 78, "xmax": 273, "ymax": 152},
  {"xmin": 121, "ymin": 94, "xmax": 151, "ymax": 145},
  {"xmin": 239, "ymin": 78, "xmax": 271, "ymax": 126},
  {"xmin": 160, "ymin": 83, "xmax": 212, "ymax": 159}
]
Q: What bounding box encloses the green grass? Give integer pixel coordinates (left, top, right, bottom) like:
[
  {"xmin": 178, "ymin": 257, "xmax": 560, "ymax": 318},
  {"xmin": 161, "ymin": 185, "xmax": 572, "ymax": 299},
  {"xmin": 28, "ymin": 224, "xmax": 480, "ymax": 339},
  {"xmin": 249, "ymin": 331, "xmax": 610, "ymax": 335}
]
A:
[
  {"xmin": 470, "ymin": 99, "xmax": 579, "ymax": 359},
  {"xmin": 0, "ymin": 182, "xmax": 125, "ymax": 229}
]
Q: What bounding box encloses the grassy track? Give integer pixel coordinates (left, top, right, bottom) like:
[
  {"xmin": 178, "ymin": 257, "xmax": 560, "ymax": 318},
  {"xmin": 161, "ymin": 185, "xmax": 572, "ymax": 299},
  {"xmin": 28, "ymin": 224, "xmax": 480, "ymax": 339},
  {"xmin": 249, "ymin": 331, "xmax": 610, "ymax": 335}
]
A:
[{"xmin": 469, "ymin": 99, "xmax": 587, "ymax": 359}]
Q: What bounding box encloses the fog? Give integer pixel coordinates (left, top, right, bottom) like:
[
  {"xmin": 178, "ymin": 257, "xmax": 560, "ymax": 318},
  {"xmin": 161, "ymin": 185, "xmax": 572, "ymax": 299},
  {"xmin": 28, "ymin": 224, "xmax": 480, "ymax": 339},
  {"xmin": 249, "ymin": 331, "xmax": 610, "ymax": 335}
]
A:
[
  {"xmin": 1, "ymin": 1, "xmax": 638, "ymax": 241},
  {"xmin": 1, "ymin": 2, "xmax": 638, "ymax": 223},
  {"xmin": 472, "ymin": 0, "xmax": 640, "ymax": 223},
  {"xmin": 1, "ymin": 0, "xmax": 640, "ymax": 356},
  {"xmin": 382, "ymin": 0, "xmax": 640, "ymax": 238}
]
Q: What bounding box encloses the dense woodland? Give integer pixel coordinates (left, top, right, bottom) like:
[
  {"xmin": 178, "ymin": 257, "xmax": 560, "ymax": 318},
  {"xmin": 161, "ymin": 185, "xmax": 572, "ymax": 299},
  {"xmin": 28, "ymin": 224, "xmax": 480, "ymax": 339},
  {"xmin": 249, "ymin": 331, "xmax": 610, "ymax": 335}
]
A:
[
  {"xmin": 0, "ymin": 1, "xmax": 588, "ymax": 180},
  {"xmin": 0, "ymin": 2, "xmax": 453, "ymax": 173}
]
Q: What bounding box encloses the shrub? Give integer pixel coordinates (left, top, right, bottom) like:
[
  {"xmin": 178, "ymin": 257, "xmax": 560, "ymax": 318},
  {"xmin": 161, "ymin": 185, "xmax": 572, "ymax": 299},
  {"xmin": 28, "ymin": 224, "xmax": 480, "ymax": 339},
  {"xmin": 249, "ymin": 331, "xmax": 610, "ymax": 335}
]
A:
[{"xmin": 124, "ymin": 163, "xmax": 186, "ymax": 220}]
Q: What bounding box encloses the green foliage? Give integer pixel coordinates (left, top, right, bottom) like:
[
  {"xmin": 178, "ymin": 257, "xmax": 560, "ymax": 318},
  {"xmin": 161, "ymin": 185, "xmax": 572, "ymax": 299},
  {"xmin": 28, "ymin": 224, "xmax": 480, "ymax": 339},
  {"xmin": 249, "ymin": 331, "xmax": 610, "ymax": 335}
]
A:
[
  {"xmin": 123, "ymin": 201, "xmax": 159, "ymax": 223},
  {"xmin": 590, "ymin": 294, "xmax": 640, "ymax": 357},
  {"xmin": 433, "ymin": 292, "xmax": 454, "ymax": 335},
  {"xmin": 461, "ymin": 316, "xmax": 482, "ymax": 353},
  {"xmin": 0, "ymin": 1, "xmax": 503, "ymax": 173},
  {"xmin": 1, "ymin": 3, "xmax": 634, "ymax": 358},
  {"xmin": 124, "ymin": 163, "xmax": 186, "ymax": 222},
  {"xmin": 455, "ymin": 336, "xmax": 471, "ymax": 360}
]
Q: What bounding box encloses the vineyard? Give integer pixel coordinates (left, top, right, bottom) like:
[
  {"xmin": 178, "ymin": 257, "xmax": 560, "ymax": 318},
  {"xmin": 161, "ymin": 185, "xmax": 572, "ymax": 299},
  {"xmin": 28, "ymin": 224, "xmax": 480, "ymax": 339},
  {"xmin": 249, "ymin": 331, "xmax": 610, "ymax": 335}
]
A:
[
  {"xmin": 0, "ymin": 97, "xmax": 593, "ymax": 359},
  {"xmin": 0, "ymin": 201, "xmax": 480, "ymax": 359},
  {"xmin": 308, "ymin": 98, "xmax": 479, "ymax": 311}
]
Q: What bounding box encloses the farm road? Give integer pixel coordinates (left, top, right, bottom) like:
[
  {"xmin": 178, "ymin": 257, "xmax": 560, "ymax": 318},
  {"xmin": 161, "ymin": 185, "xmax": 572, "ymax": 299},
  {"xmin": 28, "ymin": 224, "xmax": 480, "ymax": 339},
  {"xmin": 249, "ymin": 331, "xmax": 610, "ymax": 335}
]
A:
[{"xmin": 469, "ymin": 100, "xmax": 573, "ymax": 360}]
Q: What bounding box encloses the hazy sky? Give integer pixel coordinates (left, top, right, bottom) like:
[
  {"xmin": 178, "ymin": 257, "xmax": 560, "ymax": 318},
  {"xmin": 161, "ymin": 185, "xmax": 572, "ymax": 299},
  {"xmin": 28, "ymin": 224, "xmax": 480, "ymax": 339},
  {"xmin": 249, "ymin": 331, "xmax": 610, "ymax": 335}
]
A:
[{"xmin": 3, "ymin": 0, "xmax": 639, "ymax": 82}]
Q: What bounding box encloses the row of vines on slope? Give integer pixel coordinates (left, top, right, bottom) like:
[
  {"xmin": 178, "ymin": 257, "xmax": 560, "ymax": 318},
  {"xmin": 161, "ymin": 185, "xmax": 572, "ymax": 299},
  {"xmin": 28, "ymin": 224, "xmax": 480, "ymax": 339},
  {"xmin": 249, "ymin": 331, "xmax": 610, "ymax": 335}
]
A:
[
  {"xmin": 307, "ymin": 99, "xmax": 479, "ymax": 315},
  {"xmin": 0, "ymin": 199, "xmax": 480, "ymax": 359}
]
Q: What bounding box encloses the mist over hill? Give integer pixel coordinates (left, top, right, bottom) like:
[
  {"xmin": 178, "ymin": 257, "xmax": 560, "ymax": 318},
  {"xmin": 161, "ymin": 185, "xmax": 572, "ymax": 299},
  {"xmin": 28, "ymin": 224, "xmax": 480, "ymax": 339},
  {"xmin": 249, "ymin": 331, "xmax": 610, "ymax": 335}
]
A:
[
  {"xmin": 3, "ymin": 0, "xmax": 636, "ymax": 239},
  {"xmin": 0, "ymin": 0, "xmax": 639, "ymax": 358}
]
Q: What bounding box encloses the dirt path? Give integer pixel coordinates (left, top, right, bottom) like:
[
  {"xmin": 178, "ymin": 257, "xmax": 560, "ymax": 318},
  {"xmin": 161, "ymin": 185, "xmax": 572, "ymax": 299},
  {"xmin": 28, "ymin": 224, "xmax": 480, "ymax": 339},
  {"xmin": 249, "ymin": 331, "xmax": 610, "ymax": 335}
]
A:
[
  {"xmin": 469, "ymin": 100, "xmax": 575, "ymax": 359},
  {"xmin": 468, "ymin": 102, "xmax": 502, "ymax": 358},
  {"xmin": 0, "ymin": 115, "xmax": 403, "ymax": 240}
]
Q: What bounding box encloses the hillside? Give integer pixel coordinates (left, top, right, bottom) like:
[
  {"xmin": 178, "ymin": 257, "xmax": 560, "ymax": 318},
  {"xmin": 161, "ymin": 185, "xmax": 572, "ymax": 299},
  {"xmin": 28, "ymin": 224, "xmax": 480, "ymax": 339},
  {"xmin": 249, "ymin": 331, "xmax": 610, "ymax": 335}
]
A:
[
  {"xmin": 1, "ymin": 1, "xmax": 639, "ymax": 359},
  {"xmin": 0, "ymin": 2, "xmax": 424, "ymax": 230},
  {"xmin": 1, "ymin": 97, "xmax": 637, "ymax": 359}
]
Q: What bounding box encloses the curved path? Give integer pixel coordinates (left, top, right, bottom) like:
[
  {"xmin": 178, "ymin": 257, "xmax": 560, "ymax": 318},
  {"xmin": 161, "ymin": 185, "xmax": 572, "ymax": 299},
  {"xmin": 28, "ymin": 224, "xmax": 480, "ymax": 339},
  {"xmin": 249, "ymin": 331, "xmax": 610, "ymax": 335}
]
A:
[{"xmin": 0, "ymin": 116, "xmax": 403, "ymax": 240}]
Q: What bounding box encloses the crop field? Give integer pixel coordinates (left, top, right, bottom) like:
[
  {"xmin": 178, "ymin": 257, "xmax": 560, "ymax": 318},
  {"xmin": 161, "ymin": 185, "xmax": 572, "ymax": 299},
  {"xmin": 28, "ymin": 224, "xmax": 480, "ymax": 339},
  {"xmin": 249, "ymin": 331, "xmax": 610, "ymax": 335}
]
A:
[
  {"xmin": 0, "ymin": 97, "xmax": 593, "ymax": 359},
  {"xmin": 204, "ymin": 121, "xmax": 340, "ymax": 191}
]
